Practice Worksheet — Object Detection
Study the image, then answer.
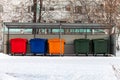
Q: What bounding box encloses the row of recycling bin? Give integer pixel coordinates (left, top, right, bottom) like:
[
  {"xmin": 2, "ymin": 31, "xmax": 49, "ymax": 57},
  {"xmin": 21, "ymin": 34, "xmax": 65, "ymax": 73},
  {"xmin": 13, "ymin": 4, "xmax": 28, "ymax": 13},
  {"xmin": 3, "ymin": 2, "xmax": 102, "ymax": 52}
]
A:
[
  {"xmin": 10, "ymin": 38, "xmax": 109, "ymax": 56},
  {"xmin": 10, "ymin": 38, "xmax": 65, "ymax": 55}
]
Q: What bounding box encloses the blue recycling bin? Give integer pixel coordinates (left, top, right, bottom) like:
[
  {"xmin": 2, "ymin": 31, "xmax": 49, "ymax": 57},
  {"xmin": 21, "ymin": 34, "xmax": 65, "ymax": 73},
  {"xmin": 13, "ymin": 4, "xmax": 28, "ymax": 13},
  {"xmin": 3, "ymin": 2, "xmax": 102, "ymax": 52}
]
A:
[{"xmin": 29, "ymin": 38, "xmax": 47, "ymax": 55}]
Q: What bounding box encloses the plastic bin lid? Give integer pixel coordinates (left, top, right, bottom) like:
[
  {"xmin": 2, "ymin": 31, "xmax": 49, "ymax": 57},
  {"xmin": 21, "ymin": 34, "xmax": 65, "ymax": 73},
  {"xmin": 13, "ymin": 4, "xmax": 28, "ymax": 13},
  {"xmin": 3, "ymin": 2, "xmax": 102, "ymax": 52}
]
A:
[
  {"xmin": 75, "ymin": 39, "xmax": 90, "ymax": 41},
  {"xmin": 10, "ymin": 38, "xmax": 27, "ymax": 41},
  {"xmin": 30, "ymin": 38, "xmax": 47, "ymax": 41},
  {"xmin": 48, "ymin": 38, "xmax": 65, "ymax": 42},
  {"xmin": 92, "ymin": 39, "xmax": 108, "ymax": 41}
]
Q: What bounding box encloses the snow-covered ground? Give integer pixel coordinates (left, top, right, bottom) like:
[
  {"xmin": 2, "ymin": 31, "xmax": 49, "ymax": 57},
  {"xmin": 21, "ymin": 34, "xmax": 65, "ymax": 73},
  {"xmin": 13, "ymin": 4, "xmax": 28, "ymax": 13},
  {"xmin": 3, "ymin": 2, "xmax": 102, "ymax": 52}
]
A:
[{"xmin": 0, "ymin": 53, "xmax": 120, "ymax": 80}]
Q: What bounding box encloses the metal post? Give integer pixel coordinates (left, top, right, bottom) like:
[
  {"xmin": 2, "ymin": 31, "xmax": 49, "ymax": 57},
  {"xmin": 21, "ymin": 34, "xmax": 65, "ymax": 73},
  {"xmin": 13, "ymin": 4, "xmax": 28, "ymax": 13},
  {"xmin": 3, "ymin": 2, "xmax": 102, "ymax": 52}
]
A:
[
  {"xmin": 59, "ymin": 23, "xmax": 62, "ymax": 56},
  {"xmin": 34, "ymin": 28, "xmax": 36, "ymax": 38},
  {"xmin": 59, "ymin": 23, "xmax": 62, "ymax": 39},
  {"xmin": 85, "ymin": 28, "xmax": 87, "ymax": 39},
  {"xmin": 7, "ymin": 27, "xmax": 10, "ymax": 54},
  {"xmin": 3, "ymin": 23, "xmax": 5, "ymax": 53}
]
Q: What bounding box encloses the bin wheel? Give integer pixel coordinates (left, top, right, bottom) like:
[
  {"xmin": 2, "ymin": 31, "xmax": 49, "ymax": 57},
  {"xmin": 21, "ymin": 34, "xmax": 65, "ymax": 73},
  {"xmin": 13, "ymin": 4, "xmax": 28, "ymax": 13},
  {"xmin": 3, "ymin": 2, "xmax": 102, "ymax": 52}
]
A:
[
  {"xmin": 22, "ymin": 54, "xmax": 25, "ymax": 56},
  {"xmin": 33, "ymin": 54, "xmax": 36, "ymax": 56},
  {"xmin": 76, "ymin": 53, "xmax": 78, "ymax": 56},
  {"xmin": 11, "ymin": 53, "xmax": 14, "ymax": 56},
  {"xmin": 86, "ymin": 53, "xmax": 88, "ymax": 56},
  {"xmin": 60, "ymin": 54, "xmax": 64, "ymax": 56},
  {"xmin": 103, "ymin": 53, "xmax": 106, "ymax": 56},
  {"xmin": 104, "ymin": 53, "xmax": 108, "ymax": 56},
  {"xmin": 94, "ymin": 53, "xmax": 97, "ymax": 56},
  {"xmin": 12, "ymin": 53, "xmax": 15, "ymax": 56}
]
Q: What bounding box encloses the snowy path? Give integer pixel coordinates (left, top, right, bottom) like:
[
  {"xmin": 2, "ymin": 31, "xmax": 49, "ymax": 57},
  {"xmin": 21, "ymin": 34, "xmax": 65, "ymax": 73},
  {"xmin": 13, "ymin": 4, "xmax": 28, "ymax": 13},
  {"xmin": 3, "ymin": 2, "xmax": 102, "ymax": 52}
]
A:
[{"xmin": 0, "ymin": 53, "xmax": 119, "ymax": 80}]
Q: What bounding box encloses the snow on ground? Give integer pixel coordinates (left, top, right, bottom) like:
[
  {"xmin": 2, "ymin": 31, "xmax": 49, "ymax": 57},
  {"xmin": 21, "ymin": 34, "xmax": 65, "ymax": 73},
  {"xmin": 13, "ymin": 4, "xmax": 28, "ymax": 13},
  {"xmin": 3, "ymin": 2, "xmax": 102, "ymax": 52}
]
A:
[{"xmin": 0, "ymin": 53, "xmax": 120, "ymax": 80}]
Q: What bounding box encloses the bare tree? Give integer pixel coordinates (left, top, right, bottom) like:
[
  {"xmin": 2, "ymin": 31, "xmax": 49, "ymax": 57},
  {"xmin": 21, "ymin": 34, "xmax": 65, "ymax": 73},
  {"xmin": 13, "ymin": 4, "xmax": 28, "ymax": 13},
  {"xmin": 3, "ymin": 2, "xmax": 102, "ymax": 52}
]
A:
[
  {"xmin": 31, "ymin": 0, "xmax": 120, "ymax": 26},
  {"xmin": 33, "ymin": 0, "xmax": 37, "ymax": 23},
  {"xmin": 32, "ymin": 0, "xmax": 37, "ymax": 34},
  {"xmin": 38, "ymin": 0, "xmax": 43, "ymax": 22}
]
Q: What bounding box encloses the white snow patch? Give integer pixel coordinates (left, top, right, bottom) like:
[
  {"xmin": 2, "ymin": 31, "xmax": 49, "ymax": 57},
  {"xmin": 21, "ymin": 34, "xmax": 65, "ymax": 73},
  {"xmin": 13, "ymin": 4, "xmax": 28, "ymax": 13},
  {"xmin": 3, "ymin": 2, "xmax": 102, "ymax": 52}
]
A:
[{"xmin": 0, "ymin": 53, "xmax": 119, "ymax": 80}]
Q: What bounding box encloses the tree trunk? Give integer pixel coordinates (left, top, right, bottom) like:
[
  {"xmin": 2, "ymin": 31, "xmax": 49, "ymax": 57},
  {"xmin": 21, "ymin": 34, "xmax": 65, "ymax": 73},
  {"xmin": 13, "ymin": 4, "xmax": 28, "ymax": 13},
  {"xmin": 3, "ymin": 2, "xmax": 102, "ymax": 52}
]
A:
[
  {"xmin": 32, "ymin": 0, "xmax": 37, "ymax": 34},
  {"xmin": 38, "ymin": 0, "xmax": 42, "ymax": 22}
]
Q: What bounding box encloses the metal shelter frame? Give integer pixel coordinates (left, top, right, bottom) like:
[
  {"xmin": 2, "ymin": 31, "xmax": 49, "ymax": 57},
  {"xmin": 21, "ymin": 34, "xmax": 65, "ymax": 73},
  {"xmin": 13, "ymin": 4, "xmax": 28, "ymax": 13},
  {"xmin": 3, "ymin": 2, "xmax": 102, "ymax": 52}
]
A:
[{"xmin": 3, "ymin": 22, "xmax": 112, "ymax": 55}]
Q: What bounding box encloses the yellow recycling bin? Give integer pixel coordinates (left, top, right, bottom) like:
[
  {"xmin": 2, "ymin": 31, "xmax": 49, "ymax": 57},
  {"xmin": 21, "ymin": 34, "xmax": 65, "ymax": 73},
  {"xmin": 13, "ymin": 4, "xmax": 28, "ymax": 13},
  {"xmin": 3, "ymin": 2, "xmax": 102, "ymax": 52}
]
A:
[{"xmin": 48, "ymin": 38, "xmax": 65, "ymax": 55}]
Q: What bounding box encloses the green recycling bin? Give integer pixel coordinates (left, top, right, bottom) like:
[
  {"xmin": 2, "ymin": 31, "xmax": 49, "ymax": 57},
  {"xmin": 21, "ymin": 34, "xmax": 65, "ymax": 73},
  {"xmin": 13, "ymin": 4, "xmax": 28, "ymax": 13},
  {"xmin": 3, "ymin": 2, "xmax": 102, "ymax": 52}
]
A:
[
  {"xmin": 74, "ymin": 39, "xmax": 90, "ymax": 56},
  {"xmin": 92, "ymin": 39, "xmax": 108, "ymax": 56}
]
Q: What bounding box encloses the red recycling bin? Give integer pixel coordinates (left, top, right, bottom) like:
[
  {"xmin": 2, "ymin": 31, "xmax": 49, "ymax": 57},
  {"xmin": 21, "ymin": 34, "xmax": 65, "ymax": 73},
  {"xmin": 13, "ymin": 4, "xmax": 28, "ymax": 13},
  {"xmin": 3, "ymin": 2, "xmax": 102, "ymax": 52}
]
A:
[{"xmin": 10, "ymin": 38, "xmax": 27, "ymax": 55}]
